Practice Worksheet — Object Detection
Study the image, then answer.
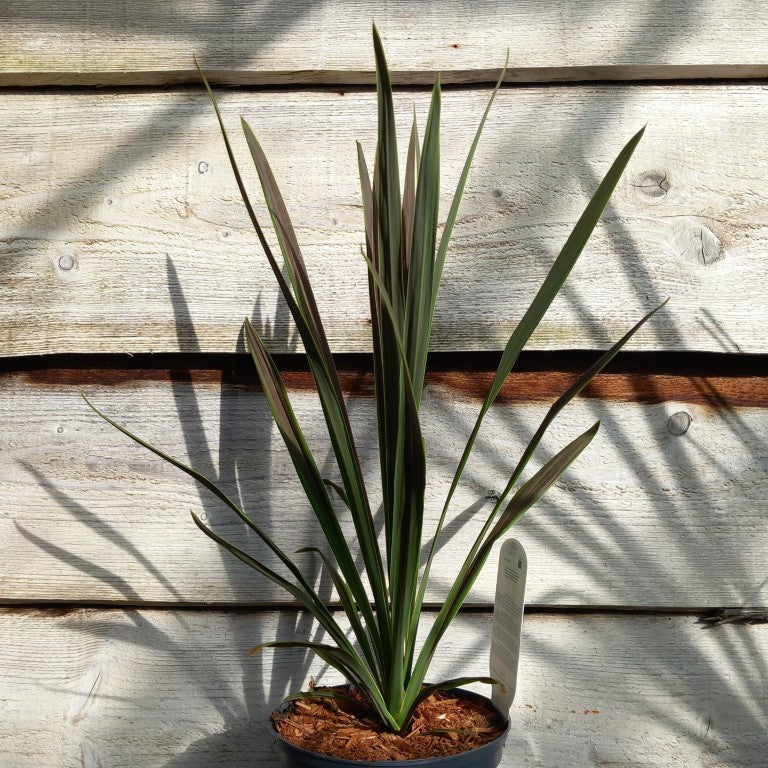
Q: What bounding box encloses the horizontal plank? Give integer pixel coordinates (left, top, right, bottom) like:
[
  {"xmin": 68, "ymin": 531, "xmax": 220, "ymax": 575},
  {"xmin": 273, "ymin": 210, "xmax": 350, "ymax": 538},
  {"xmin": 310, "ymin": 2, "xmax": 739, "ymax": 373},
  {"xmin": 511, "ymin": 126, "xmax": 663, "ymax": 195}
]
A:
[
  {"xmin": 2, "ymin": 1, "xmax": 768, "ymax": 85},
  {"xmin": 1, "ymin": 86, "xmax": 767, "ymax": 356},
  {"xmin": 3, "ymin": 374, "xmax": 766, "ymax": 608},
  {"xmin": 1, "ymin": 607, "xmax": 765, "ymax": 767}
]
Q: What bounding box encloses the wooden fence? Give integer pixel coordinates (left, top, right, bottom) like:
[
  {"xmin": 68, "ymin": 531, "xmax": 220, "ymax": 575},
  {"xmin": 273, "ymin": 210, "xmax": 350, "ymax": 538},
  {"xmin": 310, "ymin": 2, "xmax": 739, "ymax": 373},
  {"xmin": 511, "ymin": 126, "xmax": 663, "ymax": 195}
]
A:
[{"xmin": 1, "ymin": 3, "xmax": 766, "ymax": 766}]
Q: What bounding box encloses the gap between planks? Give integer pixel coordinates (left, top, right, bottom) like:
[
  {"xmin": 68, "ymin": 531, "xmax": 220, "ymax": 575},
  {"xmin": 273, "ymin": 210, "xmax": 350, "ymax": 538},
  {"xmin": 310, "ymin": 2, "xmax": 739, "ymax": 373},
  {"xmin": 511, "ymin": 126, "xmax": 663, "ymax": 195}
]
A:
[
  {"xmin": 4, "ymin": 69, "xmax": 768, "ymax": 91},
  {"xmin": 3, "ymin": 351, "xmax": 767, "ymax": 409}
]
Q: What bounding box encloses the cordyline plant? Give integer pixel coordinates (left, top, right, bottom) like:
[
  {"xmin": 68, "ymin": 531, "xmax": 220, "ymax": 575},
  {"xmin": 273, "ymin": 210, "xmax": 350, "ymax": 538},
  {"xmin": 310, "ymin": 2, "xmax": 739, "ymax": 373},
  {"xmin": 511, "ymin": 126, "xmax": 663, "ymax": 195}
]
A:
[{"xmin": 87, "ymin": 27, "xmax": 664, "ymax": 734}]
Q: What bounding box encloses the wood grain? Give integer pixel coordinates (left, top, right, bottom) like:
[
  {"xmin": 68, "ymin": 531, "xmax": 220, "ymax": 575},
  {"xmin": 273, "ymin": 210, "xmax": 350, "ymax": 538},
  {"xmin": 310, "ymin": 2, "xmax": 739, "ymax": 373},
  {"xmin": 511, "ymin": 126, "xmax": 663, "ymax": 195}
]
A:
[
  {"xmin": 1, "ymin": 607, "xmax": 765, "ymax": 767},
  {"xmin": 1, "ymin": 86, "xmax": 766, "ymax": 355},
  {"xmin": 2, "ymin": 1, "xmax": 768, "ymax": 85},
  {"xmin": 3, "ymin": 374, "xmax": 766, "ymax": 608}
]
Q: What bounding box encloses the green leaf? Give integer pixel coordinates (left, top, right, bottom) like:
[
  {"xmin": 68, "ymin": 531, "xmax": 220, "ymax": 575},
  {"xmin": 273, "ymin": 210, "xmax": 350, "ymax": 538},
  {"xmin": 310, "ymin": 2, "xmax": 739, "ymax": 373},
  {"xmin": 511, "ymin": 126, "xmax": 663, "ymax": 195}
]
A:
[
  {"xmin": 198, "ymin": 61, "xmax": 389, "ymax": 646},
  {"xmin": 440, "ymin": 299, "xmax": 669, "ymax": 592},
  {"xmin": 490, "ymin": 421, "xmax": 600, "ymax": 540},
  {"xmin": 194, "ymin": 60, "xmax": 298, "ymax": 309},
  {"xmin": 401, "ymin": 111, "xmax": 419, "ymax": 277},
  {"xmin": 405, "ymin": 78, "xmax": 441, "ymax": 406},
  {"xmin": 370, "ymin": 31, "xmax": 411, "ymax": 617},
  {"xmin": 491, "ymin": 299, "xmax": 668, "ymax": 514},
  {"xmin": 359, "ymin": 246, "xmax": 412, "ymax": 368},
  {"xmin": 323, "ymin": 478, "xmax": 350, "ymax": 509},
  {"xmin": 240, "ymin": 119, "xmax": 318, "ymax": 323},
  {"xmin": 407, "ymin": 52, "xmax": 509, "ymax": 631},
  {"xmin": 360, "ymin": 247, "xmax": 427, "ymax": 708},
  {"xmin": 238, "ymin": 130, "xmax": 390, "ymax": 635},
  {"xmin": 372, "ymin": 23, "xmax": 404, "ymax": 311},
  {"xmin": 358, "ymin": 141, "xmax": 393, "ymax": 561},
  {"xmin": 83, "ymin": 394, "xmax": 321, "ymax": 597},
  {"xmin": 452, "ymin": 126, "xmax": 645, "ymax": 506}
]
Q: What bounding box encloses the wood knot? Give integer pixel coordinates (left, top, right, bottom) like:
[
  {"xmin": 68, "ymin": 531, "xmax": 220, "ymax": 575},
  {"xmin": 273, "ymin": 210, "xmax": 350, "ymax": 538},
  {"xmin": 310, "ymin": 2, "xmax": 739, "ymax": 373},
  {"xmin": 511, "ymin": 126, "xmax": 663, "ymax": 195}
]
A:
[
  {"xmin": 58, "ymin": 254, "xmax": 75, "ymax": 271},
  {"xmin": 696, "ymin": 225, "xmax": 723, "ymax": 265},
  {"xmin": 671, "ymin": 220, "xmax": 723, "ymax": 266},
  {"xmin": 667, "ymin": 411, "xmax": 692, "ymax": 436},
  {"xmin": 632, "ymin": 170, "xmax": 670, "ymax": 200}
]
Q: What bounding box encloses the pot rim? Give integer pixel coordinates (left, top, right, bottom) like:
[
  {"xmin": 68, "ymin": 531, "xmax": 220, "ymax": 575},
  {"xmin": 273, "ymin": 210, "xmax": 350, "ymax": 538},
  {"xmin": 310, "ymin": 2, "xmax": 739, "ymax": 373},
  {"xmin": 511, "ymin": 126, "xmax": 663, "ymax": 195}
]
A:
[{"xmin": 270, "ymin": 685, "xmax": 510, "ymax": 766}]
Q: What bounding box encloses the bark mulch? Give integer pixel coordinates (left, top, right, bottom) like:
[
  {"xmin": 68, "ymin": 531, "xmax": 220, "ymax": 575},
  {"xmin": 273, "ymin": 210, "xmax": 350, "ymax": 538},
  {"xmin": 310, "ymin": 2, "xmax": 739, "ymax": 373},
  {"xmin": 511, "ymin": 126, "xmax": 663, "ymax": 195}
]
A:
[{"xmin": 272, "ymin": 685, "xmax": 506, "ymax": 762}]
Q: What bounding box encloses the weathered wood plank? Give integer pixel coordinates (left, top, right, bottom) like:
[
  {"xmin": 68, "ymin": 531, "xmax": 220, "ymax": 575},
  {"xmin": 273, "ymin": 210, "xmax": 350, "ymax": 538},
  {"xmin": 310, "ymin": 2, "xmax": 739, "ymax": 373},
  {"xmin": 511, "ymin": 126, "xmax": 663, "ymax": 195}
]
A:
[
  {"xmin": 1, "ymin": 607, "xmax": 765, "ymax": 767},
  {"xmin": 2, "ymin": 1, "xmax": 768, "ymax": 85},
  {"xmin": 3, "ymin": 374, "xmax": 766, "ymax": 608},
  {"xmin": 1, "ymin": 86, "xmax": 765, "ymax": 355}
]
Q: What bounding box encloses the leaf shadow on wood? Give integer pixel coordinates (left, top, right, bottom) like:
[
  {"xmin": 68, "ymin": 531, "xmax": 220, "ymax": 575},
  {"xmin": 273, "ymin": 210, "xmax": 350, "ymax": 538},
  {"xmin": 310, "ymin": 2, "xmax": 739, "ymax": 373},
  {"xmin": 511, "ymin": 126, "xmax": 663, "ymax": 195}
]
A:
[
  {"xmin": 14, "ymin": 513, "xmax": 149, "ymax": 603},
  {"xmin": 503, "ymin": 614, "xmax": 767, "ymax": 766},
  {"xmin": 0, "ymin": 0, "xmax": 322, "ymax": 334},
  {"xmin": 165, "ymin": 254, "xmax": 341, "ymax": 716}
]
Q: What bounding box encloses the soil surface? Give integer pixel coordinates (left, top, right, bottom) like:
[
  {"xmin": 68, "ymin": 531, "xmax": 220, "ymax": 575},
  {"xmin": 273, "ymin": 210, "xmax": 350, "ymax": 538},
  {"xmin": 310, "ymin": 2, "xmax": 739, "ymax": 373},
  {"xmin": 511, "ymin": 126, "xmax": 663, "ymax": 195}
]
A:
[{"xmin": 272, "ymin": 685, "xmax": 506, "ymax": 761}]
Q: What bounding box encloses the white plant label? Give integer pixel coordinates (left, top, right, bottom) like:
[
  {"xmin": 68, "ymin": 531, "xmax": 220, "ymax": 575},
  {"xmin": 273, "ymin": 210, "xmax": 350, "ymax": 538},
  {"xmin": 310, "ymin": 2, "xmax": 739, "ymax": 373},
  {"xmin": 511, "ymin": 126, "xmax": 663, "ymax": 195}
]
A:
[{"xmin": 489, "ymin": 538, "xmax": 527, "ymax": 715}]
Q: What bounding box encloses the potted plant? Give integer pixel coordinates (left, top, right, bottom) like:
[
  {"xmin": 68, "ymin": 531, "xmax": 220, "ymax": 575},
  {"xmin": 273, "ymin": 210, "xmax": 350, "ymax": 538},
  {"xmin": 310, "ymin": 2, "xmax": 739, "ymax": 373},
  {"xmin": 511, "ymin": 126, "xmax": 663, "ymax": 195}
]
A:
[{"xmin": 87, "ymin": 26, "xmax": 664, "ymax": 767}]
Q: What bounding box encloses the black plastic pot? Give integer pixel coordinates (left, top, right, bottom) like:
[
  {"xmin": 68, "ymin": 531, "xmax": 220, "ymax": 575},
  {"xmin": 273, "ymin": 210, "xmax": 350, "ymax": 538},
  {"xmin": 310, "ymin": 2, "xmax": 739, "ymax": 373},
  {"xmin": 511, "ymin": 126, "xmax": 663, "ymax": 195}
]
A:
[{"xmin": 271, "ymin": 688, "xmax": 509, "ymax": 768}]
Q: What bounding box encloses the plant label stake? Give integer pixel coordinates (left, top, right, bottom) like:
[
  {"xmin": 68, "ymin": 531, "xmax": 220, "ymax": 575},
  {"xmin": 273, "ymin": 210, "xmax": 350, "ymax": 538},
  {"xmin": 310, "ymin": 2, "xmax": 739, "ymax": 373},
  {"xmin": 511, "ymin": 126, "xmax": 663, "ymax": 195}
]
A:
[{"xmin": 489, "ymin": 538, "xmax": 527, "ymax": 716}]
